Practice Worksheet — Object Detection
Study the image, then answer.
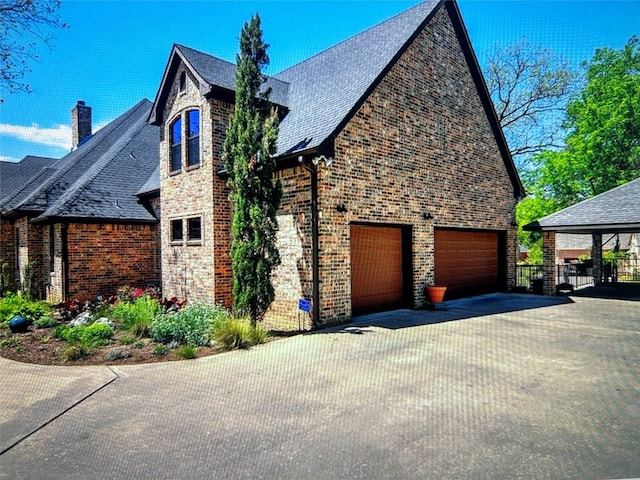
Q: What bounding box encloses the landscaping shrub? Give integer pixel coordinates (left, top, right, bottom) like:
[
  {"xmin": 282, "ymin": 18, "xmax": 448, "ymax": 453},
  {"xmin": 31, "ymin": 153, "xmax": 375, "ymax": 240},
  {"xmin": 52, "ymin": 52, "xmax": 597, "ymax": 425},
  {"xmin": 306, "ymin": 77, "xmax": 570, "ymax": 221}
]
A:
[
  {"xmin": 110, "ymin": 295, "xmax": 161, "ymax": 337},
  {"xmin": 176, "ymin": 345, "xmax": 198, "ymax": 359},
  {"xmin": 150, "ymin": 303, "xmax": 225, "ymax": 346},
  {"xmin": 53, "ymin": 323, "xmax": 114, "ymax": 348},
  {"xmin": 0, "ymin": 293, "xmax": 51, "ymax": 327},
  {"xmin": 212, "ymin": 318, "xmax": 270, "ymax": 351},
  {"xmin": 34, "ymin": 316, "xmax": 57, "ymax": 329},
  {"xmin": 60, "ymin": 345, "xmax": 88, "ymax": 361}
]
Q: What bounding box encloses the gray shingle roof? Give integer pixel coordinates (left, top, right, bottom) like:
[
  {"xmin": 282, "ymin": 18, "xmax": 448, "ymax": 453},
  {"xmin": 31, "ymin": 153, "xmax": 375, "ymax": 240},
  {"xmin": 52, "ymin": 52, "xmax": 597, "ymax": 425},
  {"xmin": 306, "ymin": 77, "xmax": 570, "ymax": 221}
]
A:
[
  {"xmin": 0, "ymin": 156, "xmax": 59, "ymax": 206},
  {"xmin": 525, "ymin": 177, "xmax": 640, "ymax": 233},
  {"xmin": 3, "ymin": 99, "xmax": 159, "ymax": 223},
  {"xmin": 137, "ymin": 165, "xmax": 159, "ymax": 196},
  {"xmin": 274, "ymin": 0, "xmax": 440, "ymax": 156},
  {"xmin": 175, "ymin": 44, "xmax": 290, "ymax": 108}
]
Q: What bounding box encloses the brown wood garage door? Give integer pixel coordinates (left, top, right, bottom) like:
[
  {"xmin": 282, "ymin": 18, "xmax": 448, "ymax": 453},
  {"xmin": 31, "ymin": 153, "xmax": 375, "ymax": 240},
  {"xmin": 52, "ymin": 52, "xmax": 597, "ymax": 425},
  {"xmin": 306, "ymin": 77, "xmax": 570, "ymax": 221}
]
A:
[
  {"xmin": 351, "ymin": 225, "xmax": 404, "ymax": 313},
  {"xmin": 434, "ymin": 229, "xmax": 500, "ymax": 298}
]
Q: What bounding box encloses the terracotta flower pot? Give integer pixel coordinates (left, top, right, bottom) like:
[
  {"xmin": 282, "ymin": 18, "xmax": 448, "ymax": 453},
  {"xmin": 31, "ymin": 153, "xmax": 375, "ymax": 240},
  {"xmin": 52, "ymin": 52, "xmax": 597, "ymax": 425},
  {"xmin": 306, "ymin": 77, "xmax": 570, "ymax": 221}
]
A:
[{"xmin": 426, "ymin": 285, "xmax": 447, "ymax": 304}]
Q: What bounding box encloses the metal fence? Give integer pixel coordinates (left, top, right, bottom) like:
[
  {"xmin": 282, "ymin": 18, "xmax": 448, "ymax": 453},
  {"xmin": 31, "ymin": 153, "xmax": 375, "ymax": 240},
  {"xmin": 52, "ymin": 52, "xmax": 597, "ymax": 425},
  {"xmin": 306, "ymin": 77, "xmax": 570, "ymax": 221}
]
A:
[
  {"xmin": 516, "ymin": 258, "xmax": 639, "ymax": 294},
  {"xmin": 556, "ymin": 263, "xmax": 593, "ymax": 290}
]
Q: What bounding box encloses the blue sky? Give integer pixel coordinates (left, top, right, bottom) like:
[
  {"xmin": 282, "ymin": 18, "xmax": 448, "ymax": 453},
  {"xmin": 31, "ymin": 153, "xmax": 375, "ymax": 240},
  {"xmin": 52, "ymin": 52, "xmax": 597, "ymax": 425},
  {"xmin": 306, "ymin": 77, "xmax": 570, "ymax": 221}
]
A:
[{"xmin": 1, "ymin": 0, "xmax": 638, "ymax": 163}]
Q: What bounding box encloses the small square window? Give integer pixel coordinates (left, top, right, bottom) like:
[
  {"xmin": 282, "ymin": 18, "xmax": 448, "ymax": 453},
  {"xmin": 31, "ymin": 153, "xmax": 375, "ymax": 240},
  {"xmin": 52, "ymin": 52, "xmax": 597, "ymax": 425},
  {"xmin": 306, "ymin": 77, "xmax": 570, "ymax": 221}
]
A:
[
  {"xmin": 171, "ymin": 219, "xmax": 183, "ymax": 242},
  {"xmin": 187, "ymin": 217, "xmax": 201, "ymax": 241}
]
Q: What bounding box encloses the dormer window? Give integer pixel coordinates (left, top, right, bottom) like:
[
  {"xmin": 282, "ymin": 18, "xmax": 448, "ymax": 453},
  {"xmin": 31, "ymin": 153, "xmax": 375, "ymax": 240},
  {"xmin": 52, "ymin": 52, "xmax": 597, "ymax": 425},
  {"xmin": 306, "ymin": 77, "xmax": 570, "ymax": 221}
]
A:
[
  {"xmin": 170, "ymin": 117, "xmax": 182, "ymax": 172},
  {"xmin": 187, "ymin": 110, "xmax": 200, "ymax": 167},
  {"xmin": 179, "ymin": 71, "xmax": 186, "ymax": 92}
]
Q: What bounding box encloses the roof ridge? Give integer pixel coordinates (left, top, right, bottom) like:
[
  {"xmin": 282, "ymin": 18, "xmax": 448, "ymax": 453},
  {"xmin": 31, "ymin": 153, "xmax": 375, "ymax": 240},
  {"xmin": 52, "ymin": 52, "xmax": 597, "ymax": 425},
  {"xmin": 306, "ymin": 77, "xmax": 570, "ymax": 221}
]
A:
[
  {"xmin": 42, "ymin": 102, "xmax": 151, "ymax": 218},
  {"xmin": 275, "ymin": 0, "xmax": 430, "ymax": 78}
]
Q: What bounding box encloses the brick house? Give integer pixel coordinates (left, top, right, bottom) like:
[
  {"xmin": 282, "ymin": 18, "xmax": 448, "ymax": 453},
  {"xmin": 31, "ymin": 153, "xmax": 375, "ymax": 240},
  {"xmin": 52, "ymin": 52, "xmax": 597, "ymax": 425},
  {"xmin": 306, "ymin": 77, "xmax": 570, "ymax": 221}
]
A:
[
  {"xmin": 0, "ymin": 100, "xmax": 161, "ymax": 302},
  {"xmin": 149, "ymin": 0, "xmax": 524, "ymax": 329}
]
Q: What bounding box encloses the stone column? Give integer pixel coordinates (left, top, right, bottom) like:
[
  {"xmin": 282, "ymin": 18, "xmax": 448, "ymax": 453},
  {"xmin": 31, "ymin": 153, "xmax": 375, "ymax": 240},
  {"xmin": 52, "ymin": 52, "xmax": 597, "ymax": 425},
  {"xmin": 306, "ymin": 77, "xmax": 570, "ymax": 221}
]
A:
[
  {"xmin": 542, "ymin": 231, "xmax": 556, "ymax": 295},
  {"xmin": 592, "ymin": 232, "xmax": 603, "ymax": 285}
]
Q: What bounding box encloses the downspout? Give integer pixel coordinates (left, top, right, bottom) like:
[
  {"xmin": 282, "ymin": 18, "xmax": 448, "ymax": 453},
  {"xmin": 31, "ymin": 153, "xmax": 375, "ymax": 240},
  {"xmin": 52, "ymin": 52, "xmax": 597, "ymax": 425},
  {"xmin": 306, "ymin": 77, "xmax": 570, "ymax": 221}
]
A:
[
  {"xmin": 61, "ymin": 223, "xmax": 69, "ymax": 300},
  {"xmin": 299, "ymin": 157, "xmax": 321, "ymax": 328}
]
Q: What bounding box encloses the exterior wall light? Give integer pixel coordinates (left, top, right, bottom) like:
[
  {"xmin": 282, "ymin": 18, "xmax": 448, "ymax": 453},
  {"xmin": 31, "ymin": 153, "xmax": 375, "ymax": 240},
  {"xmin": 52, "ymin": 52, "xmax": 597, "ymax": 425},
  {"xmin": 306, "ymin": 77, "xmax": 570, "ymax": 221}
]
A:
[
  {"xmin": 423, "ymin": 212, "xmax": 433, "ymax": 220},
  {"xmin": 336, "ymin": 203, "xmax": 348, "ymax": 213}
]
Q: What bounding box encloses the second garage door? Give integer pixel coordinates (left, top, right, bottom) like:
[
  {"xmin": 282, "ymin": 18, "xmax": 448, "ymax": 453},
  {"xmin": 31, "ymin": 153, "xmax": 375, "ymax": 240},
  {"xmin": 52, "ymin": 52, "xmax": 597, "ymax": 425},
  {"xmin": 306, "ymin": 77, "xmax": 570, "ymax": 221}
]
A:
[
  {"xmin": 351, "ymin": 225, "xmax": 406, "ymax": 313},
  {"xmin": 434, "ymin": 229, "xmax": 501, "ymax": 299}
]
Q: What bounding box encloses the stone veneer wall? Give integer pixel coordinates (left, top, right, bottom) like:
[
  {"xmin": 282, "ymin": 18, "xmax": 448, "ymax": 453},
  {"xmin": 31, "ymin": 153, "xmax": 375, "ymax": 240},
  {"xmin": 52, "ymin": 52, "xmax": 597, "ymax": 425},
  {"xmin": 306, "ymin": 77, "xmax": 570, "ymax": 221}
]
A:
[
  {"xmin": 160, "ymin": 63, "xmax": 233, "ymax": 305},
  {"xmin": 316, "ymin": 7, "xmax": 518, "ymax": 325},
  {"xmin": 64, "ymin": 222, "xmax": 159, "ymax": 300}
]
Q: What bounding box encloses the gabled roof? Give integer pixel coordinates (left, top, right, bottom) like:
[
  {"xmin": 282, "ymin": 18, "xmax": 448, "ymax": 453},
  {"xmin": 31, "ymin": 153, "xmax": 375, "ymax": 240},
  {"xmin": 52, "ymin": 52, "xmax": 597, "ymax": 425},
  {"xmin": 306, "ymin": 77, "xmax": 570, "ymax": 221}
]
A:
[
  {"xmin": 525, "ymin": 177, "xmax": 640, "ymax": 233},
  {"xmin": 149, "ymin": 43, "xmax": 290, "ymax": 125},
  {"xmin": 149, "ymin": 0, "xmax": 523, "ymax": 198},
  {"xmin": 0, "ymin": 156, "xmax": 59, "ymax": 206},
  {"xmin": 2, "ymin": 99, "xmax": 160, "ymax": 223}
]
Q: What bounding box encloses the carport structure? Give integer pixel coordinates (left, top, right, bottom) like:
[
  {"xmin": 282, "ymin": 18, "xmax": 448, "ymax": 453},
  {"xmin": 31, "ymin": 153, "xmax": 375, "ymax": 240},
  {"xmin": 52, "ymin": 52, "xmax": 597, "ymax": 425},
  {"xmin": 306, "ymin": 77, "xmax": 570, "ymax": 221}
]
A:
[{"xmin": 524, "ymin": 177, "xmax": 640, "ymax": 295}]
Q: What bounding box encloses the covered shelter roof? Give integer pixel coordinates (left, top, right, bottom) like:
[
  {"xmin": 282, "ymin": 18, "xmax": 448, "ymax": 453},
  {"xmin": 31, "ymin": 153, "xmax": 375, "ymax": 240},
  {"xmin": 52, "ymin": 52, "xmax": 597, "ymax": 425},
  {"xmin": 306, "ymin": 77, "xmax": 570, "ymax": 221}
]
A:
[{"xmin": 524, "ymin": 177, "xmax": 640, "ymax": 234}]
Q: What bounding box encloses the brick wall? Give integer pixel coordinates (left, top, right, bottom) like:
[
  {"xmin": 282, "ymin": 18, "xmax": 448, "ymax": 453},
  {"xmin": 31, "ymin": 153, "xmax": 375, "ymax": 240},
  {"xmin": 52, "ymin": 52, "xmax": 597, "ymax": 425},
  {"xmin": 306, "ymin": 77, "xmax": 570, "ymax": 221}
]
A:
[
  {"xmin": 0, "ymin": 219, "xmax": 15, "ymax": 287},
  {"xmin": 316, "ymin": 7, "xmax": 518, "ymax": 324},
  {"xmin": 160, "ymin": 63, "xmax": 233, "ymax": 305},
  {"xmin": 265, "ymin": 166, "xmax": 314, "ymax": 331},
  {"xmin": 65, "ymin": 222, "xmax": 159, "ymax": 300},
  {"xmin": 542, "ymin": 232, "xmax": 557, "ymax": 295}
]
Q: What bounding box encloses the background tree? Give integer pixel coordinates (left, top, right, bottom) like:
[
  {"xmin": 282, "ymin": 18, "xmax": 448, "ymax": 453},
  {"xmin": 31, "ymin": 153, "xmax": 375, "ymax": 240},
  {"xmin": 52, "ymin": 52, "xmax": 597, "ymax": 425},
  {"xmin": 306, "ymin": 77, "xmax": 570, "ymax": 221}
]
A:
[
  {"xmin": 516, "ymin": 36, "xmax": 640, "ymax": 262},
  {"xmin": 224, "ymin": 14, "xmax": 282, "ymax": 325},
  {"xmin": 485, "ymin": 39, "xmax": 578, "ymax": 169},
  {"xmin": 0, "ymin": 0, "xmax": 68, "ymax": 100}
]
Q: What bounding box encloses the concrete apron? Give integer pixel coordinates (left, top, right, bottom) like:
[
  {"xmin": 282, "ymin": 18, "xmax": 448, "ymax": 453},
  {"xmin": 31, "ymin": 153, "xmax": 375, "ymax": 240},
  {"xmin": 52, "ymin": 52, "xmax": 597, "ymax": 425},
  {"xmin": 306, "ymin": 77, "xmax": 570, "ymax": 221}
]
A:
[{"xmin": 0, "ymin": 358, "xmax": 117, "ymax": 454}]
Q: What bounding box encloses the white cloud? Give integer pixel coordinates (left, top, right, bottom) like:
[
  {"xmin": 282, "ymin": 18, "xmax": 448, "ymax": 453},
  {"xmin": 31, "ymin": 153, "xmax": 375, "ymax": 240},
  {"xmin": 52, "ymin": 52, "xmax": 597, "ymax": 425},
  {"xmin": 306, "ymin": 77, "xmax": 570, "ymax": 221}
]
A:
[{"xmin": 0, "ymin": 123, "xmax": 72, "ymax": 150}]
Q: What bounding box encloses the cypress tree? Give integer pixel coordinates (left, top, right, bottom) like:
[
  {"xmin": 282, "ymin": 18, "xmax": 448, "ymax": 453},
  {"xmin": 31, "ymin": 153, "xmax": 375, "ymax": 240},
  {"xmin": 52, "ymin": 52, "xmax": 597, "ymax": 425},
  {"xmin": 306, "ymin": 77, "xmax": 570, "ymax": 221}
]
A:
[{"xmin": 223, "ymin": 15, "xmax": 282, "ymax": 325}]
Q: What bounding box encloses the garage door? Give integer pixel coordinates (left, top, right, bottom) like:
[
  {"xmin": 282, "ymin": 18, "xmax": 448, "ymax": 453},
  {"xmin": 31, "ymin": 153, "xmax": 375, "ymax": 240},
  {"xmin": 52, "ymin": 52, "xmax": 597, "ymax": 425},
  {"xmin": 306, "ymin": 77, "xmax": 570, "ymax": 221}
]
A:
[
  {"xmin": 434, "ymin": 229, "xmax": 500, "ymax": 298},
  {"xmin": 351, "ymin": 225, "xmax": 405, "ymax": 313}
]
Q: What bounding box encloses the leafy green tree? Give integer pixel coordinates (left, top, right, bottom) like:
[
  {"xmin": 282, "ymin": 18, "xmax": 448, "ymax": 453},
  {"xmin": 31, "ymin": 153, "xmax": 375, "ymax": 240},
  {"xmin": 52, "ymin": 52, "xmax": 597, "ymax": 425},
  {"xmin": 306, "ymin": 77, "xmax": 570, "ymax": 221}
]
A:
[
  {"xmin": 0, "ymin": 0, "xmax": 68, "ymax": 100},
  {"xmin": 224, "ymin": 15, "xmax": 282, "ymax": 325},
  {"xmin": 516, "ymin": 36, "xmax": 640, "ymax": 262},
  {"xmin": 561, "ymin": 35, "xmax": 640, "ymax": 197}
]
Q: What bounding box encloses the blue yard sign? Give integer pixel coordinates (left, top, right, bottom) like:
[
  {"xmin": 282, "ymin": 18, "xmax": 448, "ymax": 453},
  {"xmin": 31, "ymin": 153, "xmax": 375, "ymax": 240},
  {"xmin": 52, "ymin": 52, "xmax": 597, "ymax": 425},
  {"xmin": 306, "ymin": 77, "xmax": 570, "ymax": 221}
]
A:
[{"xmin": 298, "ymin": 298, "xmax": 311, "ymax": 313}]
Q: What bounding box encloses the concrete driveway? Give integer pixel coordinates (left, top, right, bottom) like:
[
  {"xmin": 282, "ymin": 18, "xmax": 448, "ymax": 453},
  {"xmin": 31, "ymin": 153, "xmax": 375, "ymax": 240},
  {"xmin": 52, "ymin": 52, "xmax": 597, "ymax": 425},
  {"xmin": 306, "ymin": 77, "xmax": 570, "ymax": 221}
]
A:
[{"xmin": 1, "ymin": 292, "xmax": 639, "ymax": 479}]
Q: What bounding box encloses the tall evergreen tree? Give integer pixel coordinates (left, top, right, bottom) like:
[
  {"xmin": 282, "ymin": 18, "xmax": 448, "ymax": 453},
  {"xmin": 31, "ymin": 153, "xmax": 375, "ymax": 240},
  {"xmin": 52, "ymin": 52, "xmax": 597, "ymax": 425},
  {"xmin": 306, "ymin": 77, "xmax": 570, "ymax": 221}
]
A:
[{"xmin": 224, "ymin": 15, "xmax": 282, "ymax": 325}]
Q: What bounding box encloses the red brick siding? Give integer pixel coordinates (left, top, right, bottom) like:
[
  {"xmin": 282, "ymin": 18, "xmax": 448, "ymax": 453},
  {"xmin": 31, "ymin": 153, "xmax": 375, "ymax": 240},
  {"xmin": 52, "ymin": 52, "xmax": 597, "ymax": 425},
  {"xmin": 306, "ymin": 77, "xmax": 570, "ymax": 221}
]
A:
[
  {"xmin": 0, "ymin": 219, "xmax": 17, "ymax": 290},
  {"xmin": 65, "ymin": 222, "xmax": 159, "ymax": 300}
]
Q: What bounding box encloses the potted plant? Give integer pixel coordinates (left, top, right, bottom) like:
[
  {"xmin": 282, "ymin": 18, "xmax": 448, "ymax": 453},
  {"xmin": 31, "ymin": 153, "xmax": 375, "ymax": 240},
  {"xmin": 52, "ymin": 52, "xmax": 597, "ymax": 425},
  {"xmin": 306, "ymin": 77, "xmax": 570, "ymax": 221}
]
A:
[{"xmin": 426, "ymin": 285, "xmax": 447, "ymax": 304}]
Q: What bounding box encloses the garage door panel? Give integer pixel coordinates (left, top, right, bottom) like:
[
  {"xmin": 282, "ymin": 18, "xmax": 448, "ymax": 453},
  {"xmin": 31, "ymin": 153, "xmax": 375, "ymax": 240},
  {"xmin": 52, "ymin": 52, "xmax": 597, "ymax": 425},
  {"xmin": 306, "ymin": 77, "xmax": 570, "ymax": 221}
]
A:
[
  {"xmin": 435, "ymin": 229, "xmax": 499, "ymax": 298},
  {"xmin": 351, "ymin": 225, "xmax": 404, "ymax": 312}
]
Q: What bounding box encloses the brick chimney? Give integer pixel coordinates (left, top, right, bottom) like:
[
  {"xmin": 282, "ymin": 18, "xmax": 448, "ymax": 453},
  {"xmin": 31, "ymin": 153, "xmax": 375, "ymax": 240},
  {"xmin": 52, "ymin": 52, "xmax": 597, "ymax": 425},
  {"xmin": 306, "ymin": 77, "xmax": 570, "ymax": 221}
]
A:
[{"xmin": 71, "ymin": 100, "xmax": 92, "ymax": 147}]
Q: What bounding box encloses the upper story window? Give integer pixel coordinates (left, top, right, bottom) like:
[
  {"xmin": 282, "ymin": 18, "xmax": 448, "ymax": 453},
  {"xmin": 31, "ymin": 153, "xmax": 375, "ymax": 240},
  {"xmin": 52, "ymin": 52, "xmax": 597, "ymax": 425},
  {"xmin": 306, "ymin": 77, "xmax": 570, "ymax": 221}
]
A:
[
  {"xmin": 170, "ymin": 117, "xmax": 182, "ymax": 172},
  {"xmin": 187, "ymin": 110, "xmax": 200, "ymax": 167},
  {"xmin": 179, "ymin": 71, "xmax": 186, "ymax": 92}
]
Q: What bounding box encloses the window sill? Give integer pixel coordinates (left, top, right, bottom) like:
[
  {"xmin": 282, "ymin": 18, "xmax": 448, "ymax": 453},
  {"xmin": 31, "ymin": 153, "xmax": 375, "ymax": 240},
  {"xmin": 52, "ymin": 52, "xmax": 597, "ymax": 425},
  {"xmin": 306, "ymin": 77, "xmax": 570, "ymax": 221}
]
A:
[
  {"xmin": 170, "ymin": 240, "xmax": 183, "ymax": 246},
  {"xmin": 186, "ymin": 240, "xmax": 202, "ymax": 246},
  {"xmin": 169, "ymin": 169, "xmax": 182, "ymax": 177},
  {"xmin": 185, "ymin": 164, "xmax": 201, "ymax": 172}
]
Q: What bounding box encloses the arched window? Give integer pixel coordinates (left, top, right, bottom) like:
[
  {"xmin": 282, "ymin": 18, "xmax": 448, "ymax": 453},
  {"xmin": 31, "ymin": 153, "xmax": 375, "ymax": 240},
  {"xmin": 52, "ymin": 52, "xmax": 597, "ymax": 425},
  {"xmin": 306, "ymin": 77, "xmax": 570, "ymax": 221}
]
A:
[
  {"xmin": 187, "ymin": 110, "xmax": 200, "ymax": 167},
  {"xmin": 170, "ymin": 117, "xmax": 182, "ymax": 172}
]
